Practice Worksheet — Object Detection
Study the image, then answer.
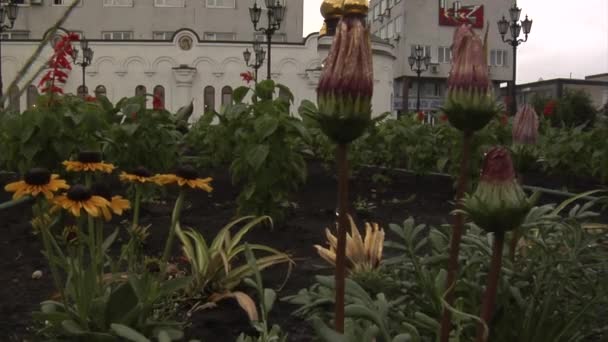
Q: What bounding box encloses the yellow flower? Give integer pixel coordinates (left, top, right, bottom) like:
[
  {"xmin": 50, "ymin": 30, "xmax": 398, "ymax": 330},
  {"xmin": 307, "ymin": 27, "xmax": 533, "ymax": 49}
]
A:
[
  {"xmin": 63, "ymin": 151, "xmax": 115, "ymax": 173},
  {"xmin": 53, "ymin": 184, "xmax": 110, "ymax": 218},
  {"xmin": 4, "ymin": 168, "xmax": 69, "ymax": 200},
  {"xmin": 99, "ymin": 196, "xmax": 131, "ymax": 221},
  {"xmin": 90, "ymin": 183, "xmax": 131, "ymax": 221},
  {"xmin": 119, "ymin": 166, "xmax": 159, "ymax": 184},
  {"xmin": 154, "ymin": 166, "xmax": 213, "ymax": 192}
]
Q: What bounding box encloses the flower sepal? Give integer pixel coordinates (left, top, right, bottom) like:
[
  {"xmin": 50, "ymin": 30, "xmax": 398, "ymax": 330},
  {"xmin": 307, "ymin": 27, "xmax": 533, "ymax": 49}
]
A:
[
  {"xmin": 315, "ymin": 93, "xmax": 372, "ymax": 144},
  {"xmin": 442, "ymin": 87, "xmax": 500, "ymax": 133}
]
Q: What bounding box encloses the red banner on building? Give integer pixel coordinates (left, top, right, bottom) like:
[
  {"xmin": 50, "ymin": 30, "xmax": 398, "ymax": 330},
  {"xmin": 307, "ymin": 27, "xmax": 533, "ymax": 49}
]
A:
[{"xmin": 439, "ymin": 1, "xmax": 484, "ymax": 28}]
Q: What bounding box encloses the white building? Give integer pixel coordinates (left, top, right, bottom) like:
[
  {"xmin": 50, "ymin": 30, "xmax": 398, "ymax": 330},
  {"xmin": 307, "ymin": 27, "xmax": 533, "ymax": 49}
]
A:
[{"xmin": 368, "ymin": 0, "xmax": 516, "ymax": 115}]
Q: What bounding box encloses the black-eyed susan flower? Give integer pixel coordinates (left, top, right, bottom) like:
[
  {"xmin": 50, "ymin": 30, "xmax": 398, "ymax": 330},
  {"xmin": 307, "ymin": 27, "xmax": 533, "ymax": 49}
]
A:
[
  {"xmin": 90, "ymin": 183, "xmax": 131, "ymax": 221},
  {"xmin": 63, "ymin": 151, "xmax": 115, "ymax": 174},
  {"xmin": 53, "ymin": 184, "xmax": 110, "ymax": 218},
  {"xmin": 154, "ymin": 166, "xmax": 213, "ymax": 192},
  {"xmin": 119, "ymin": 166, "xmax": 157, "ymax": 184},
  {"xmin": 4, "ymin": 168, "xmax": 69, "ymax": 200}
]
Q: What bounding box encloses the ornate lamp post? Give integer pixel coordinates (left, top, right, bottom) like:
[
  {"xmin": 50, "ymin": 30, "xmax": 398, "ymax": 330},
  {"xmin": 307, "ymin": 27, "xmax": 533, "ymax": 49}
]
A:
[
  {"xmin": 71, "ymin": 37, "xmax": 94, "ymax": 98},
  {"xmin": 498, "ymin": 2, "xmax": 532, "ymax": 115},
  {"xmin": 408, "ymin": 45, "xmax": 431, "ymax": 113},
  {"xmin": 0, "ymin": 0, "xmax": 19, "ymax": 108},
  {"xmin": 243, "ymin": 39, "xmax": 266, "ymax": 83},
  {"xmin": 249, "ymin": 0, "xmax": 286, "ymax": 80}
]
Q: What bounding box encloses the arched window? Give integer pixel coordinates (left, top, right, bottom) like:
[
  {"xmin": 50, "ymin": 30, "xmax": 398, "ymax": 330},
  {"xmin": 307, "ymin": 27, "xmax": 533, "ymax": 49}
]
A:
[
  {"xmin": 153, "ymin": 85, "xmax": 165, "ymax": 110},
  {"xmin": 27, "ymin": 85, "xmax": 38, "ymax": 109},
  {"xmin": 8, "ymin": 84, "xmax": 20, "ymax": 112},
  {"xmin": 77, "ymin": 85, "xmax": 88, "ymax": 98},
  {"xmin": 221, "ymin": 86, "xmax": 232, "ymax": 106},
  {"xmin": 95, "ymin": 85, "xmax": 107, "ymax": 98},
  {"xmin": 135, "ymin": 85, "xmax": 147, "ymax": 97},
  {"xmin": 204, "ymin": 86, "xmax": 215, "ymax": 112}
]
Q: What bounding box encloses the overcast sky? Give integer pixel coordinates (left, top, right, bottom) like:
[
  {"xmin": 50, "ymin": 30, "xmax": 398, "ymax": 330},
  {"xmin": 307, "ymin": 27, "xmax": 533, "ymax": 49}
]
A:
[{"xmin": 302, "ymin": 0, "xmax": 608, "ymax": 84}]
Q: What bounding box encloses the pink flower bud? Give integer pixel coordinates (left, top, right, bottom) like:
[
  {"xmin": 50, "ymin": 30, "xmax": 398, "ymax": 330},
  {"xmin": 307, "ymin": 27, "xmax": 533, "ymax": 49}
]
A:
[
  {"xmin": 448, "ymin": 24, "xmax": 490, "ymax": 93},
  {"xmin": 512, "ymin": 105, "xmax": 539, "ymax": 144},
  {"xmin": 480, "ymin": 147, "xmax": 516, "ymax": 183}
]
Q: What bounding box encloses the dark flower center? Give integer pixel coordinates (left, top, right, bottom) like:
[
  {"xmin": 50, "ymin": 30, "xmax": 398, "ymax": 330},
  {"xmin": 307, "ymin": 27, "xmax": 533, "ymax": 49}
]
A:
[
  {"xmin": 132, "ymin": 166, "xmax": 152, "ymax": 178},
  {"xmin": 67, "ymin": 184, "xmax": 93, "ymax": 202},
  {"xmin": 91, "ymin": 183, "xmax": 112, "ymax": 201},
  {"xmin": 24, "ymin": 168, "xmax": 51, "ymax": 186},
  {"xmin": 77, "ymin": 151, "xmax": 102, "ymax": 163},
  {"xmin": 175, "ymin": 165, "xmax": 198, "ymax": 180}
]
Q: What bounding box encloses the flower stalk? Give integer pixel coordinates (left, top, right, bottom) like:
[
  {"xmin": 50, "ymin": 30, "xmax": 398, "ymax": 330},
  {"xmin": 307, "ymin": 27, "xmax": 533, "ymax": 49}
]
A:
[
  {"xmin": 161, "ymin": 189, "xmax": 185, "ymax": 267},
  {"xmin": 476, "ymin": 231, "xmax": 505, "ymax": 342},
  {"xmin": 439, "ymin": 132, "xmax": 473, "ymax": 342},
  {"xmin": 334, "ymin": 143, "xmax": 349, "ymax": 332}
]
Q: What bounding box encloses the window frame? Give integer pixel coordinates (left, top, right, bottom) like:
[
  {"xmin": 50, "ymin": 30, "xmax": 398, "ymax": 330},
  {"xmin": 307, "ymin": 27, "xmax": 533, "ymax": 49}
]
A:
[
  {"xmin": 154, "ymin": 0, "xmax": 186, "ymax": 8},
  {"xmin": 206, "ymin": 0, "xmax": 235, "ymax": 9},
  {"xmin": 103, "ymin": 0, "xmax": 134, "ymax": 7}
]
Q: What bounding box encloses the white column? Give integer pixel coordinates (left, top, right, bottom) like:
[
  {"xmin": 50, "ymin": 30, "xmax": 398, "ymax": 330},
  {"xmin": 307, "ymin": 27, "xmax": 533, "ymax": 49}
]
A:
[{"xmin": 172, "ymin": 65, "xmax": 197, "ymax": 110}]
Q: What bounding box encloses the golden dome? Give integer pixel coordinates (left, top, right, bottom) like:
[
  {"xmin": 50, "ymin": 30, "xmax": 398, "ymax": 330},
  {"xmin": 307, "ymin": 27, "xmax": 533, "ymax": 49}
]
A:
[
  {"xmin": 319, "ymin": 22, "xmax": 328, "ymax": 37},
  {"xmin": 344, "ymin": 0, "xmax": 369, "ymax": 15},
  {"xmin": 320, "ymin": 0, "xmax": 344, "ymax": 19}
]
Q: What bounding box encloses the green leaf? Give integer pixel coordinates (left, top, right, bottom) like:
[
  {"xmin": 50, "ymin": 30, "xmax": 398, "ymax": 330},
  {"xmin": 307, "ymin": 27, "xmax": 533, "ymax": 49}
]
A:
[
  {"xmin": 110, "ymin": 323, "xmax": 150, "ymax": 342},
  {"xmin": 105, "ymin": 282, "xmax": 139, "ymax": 325},
  {"xmin": 255, "ymin": 80, "xmax": 275, "ymax": 100},
  {"xmin": 246, "ymin": 144, "xmax": 269, "ymax": 171},
  {"xmin": 233, "ymin": 86, "xmax": 250, "ymax": 103},
  {"xmin": 254, "ymin": 116, "xmax": 279, "ymax": 140}
]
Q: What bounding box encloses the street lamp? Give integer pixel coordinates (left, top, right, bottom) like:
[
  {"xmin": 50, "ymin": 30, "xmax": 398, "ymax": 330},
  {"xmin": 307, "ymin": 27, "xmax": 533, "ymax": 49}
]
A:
[
  {"xmin": 243, "ymin": 39, "xmax": 266, "ymax": 83},
  {"xmin": 71, "ymin": 36, "xmax": 94, "ymax": 98},
  {"xmin": 249, "ymin": 0, "xmax": 286, "ymax": 80},
  {"xmin": 497, "ymin": 2, "xmax": 532, "ymax": 115},
  {"xmin": 408, "ymin": 45, "xmax": 431, "ymax": 113},
  {"xmin": 0, "ymin": 0, "xmax": 19, "ymax": 108}
]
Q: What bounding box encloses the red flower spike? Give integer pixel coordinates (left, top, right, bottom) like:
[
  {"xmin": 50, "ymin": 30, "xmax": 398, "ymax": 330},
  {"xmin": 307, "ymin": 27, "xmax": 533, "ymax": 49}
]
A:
[
  {"xmin": 480, "ymin": 147, "xmax": 516, "ymax": 183},
  {"xmin": 543, "ymin": 100, "xmax": 557, "ymax": 117},
  {"xmin": 152, "ymin": 94, "xmax": 164, "ymax": 110},
  {"xmin": 240, "ymin": 71, "xmax": 254, "ymax": 84},
  {"xmin": 417, "ymin": 111, "xmax": 425, "ymax": 122},
  {"xmin": 39, "ymin": 33, "xmax": 79, "ymax": 95}
]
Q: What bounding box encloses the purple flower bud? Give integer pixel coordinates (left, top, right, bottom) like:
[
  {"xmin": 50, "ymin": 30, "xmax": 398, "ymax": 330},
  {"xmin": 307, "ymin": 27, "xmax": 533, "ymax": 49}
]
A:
[{"xmin": 512, "ymin": 104, "xmax": 539, "ymax": 144}]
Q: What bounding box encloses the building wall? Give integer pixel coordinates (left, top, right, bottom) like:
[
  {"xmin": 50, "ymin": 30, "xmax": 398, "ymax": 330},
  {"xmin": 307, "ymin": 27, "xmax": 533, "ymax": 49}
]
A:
[
  {"xmin": 368, "ymin": 0, "xmax": 516, "ymax": 113},
  {"xmin": 1, "ymin": 32, "xmax": 396, "ymax": 119},
  {"xmin": 9, "ymin": 0, "xmax": 303, "ymax": 42},
  {"xmin": 516, "ymin": 79, "xmax": 608, "ymax": 110}
]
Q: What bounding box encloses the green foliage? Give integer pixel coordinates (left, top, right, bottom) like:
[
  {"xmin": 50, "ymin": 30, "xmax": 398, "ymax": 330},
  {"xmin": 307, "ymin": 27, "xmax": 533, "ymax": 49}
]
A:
[
  {"xmin": 226, "ymin": 81, "xmax": 309, "ymax": 222},
  {"xmin": 554, "ymin": 89, "xmax": 597, "ymax": 127},
  {"xmin": 0, "ymin": 94, "xmax": 111, "ymax": 173},
  {"xmin": 175, "ymin": 216, "xmax": 292, "ymax": 296},
  {"xmin": 34, "ymin": 272, "xmax": 189, "ymax": 341},
  {"xmin": 235, "ymin": 244, "xmax": 288, "ymax": 342},
  {"xmin": 102, "ymin": 96, "xmax": 184, "ymax": 172},
  {"xmin": 288, "ymin": 195, "xmax": 608, "ymax": 341}
]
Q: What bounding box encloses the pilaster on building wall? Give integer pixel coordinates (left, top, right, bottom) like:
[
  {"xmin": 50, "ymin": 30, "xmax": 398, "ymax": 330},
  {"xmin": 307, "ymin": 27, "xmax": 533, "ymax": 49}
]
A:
[{"xmin": 2, "ymin": 32, "xmax": 396, "ymax": 119}]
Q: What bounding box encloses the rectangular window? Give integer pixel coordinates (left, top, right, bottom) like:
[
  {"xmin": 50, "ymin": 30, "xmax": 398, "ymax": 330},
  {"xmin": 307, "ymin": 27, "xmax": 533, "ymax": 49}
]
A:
[
  {"xmin": 411, "ymin": 45, "xmax": 431, "ymax": 57},
  {"xmin": 103, "ymin": 0, "xmax": 133, "ymax": 7},
  {"xmin": 52, "ymin": 0, "xmax": 82, "ymax": 5},
  {"xmin": 206, "ymin": 0, "xmax": 235, "ymax": 8},
  {"xmin": 153, "ymin": 31, "xmax": 174, "ymax": 40},
  {"xmin": 380, "ymin": 26, "xmax": 388, "ymax": 39},
  {"xmin": 438, "ymin": 46, "xmax": 452, "ymax": 63},
  {"xmin": 254, "ymin": 33, "xmax": 286, "ymax": 42},
  {"xmin": 490, "ymin": 49, "xmax": 508, "ymax": 66},
  {"xmin": 204, "ymin": 32, "xmax": 236, "ymax": 41},
  {"xmin": 154, "ymin": 0, "xmax": 185, "ymax": 7},
  {"xmin": 393, "ymin": 15, "xmax": 403, "ymax": 36},
  {"xmin": 373, "ymin": 4, "xmax": 379, "ymax": 19},
  {"xmin": 0, "ymin": 30, "xmax": 29, "ymax": 39},
  {"xmin": 387, "ymin": 20, "xmax": 394, "ymax": 38},
  {"xmin": 102, "ymin": 31, "xmax": 133, "ymax": 40}
]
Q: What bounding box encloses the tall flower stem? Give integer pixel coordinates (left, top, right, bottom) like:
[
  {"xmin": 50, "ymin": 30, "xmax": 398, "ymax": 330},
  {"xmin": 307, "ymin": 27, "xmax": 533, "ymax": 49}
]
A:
[
  {"xmin": 439, "ymin": 131, "xmax": 473, "ymax": 342},
  {"xmin": 161, "ymin": 189, "xmax": 185, "ymax": 267},
  {"xmin": 132, "ymin": 184, "xmax": 142, "ymax": 228},
  {"xmin": 334, "ymin": 143, "xmax": 349, "ymax": 333},
  {"xmin": 476, "ymin": 231, "xmax": 505, "ymax": 342}
]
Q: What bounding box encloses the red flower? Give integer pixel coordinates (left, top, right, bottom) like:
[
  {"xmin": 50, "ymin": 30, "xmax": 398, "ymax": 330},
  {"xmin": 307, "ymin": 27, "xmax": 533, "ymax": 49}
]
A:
[
  {"xmin": 499, "ymin": 114, "xmax": 508, "ymax": 126},
  {"xmin": 39, "ymin": 33, "xmax": 80, "ymax": 95},
  {"xmin": 152, "ymin": 94, "xmax": 164, "ymax": 110},
  {"xmin": 240, "ymin": 71, "xmax": 254, "ymax": 84},
  {"xmin": 416, "ymin": 111, "xmax": 425, "ymax": 122},
  {"xmin": 543, "ymin": 100, "xmax": 557, "ymax": 117},
  {"xmin": 439, "ymin": 113, "xmax": 449, "ymax": 122},
  {"xmin": 85, "ymin": 95, "xmax": 97, "ymax": 102}
]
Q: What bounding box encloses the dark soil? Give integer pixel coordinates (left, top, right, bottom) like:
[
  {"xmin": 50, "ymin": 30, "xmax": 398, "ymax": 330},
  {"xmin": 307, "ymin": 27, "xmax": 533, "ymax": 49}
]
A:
[{"xmin": 0, "ymin": 162, "xmax": 603, "ymax": 341}]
